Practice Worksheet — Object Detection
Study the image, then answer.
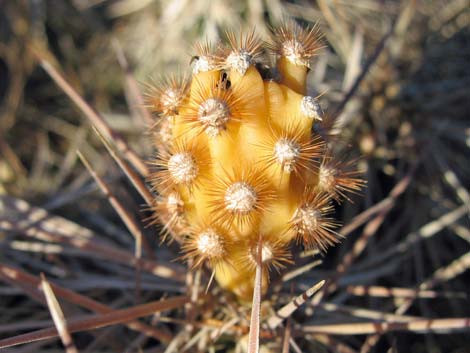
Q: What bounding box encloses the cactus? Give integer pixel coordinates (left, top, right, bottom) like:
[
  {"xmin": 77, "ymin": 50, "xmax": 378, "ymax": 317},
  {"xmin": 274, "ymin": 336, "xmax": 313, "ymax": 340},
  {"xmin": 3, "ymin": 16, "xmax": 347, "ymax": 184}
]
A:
[{"xmin": 148, "ymin": 23, "xmax": 363, "ymax": 301}]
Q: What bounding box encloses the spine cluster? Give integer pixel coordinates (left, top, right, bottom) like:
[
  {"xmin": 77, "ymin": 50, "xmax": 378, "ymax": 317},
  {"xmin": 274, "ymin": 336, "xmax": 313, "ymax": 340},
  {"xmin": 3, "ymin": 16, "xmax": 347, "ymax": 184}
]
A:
[{"xmin": 147, "ymin": 23, "xmax": 363, "ymax": 300}]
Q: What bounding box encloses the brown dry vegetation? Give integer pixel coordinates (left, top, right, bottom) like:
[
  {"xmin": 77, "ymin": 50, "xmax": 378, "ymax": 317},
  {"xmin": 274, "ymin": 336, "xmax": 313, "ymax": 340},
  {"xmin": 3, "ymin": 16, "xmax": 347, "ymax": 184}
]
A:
[{"xmin": 0, "ymin": 1, "xmax": 469, "ymax": 352}]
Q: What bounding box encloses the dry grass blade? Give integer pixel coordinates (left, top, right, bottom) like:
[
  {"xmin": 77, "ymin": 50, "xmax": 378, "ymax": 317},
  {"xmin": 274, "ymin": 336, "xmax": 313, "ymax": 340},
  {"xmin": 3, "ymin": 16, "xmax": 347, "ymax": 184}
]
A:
[
  {"xmin": 339, "ymin": 209, "xmax": 391, "ymax": 273},
  {"xmin": 268, "ymin": 280, "xmax": 325, "ymax": 330},
  {"xmin": 342, "ymin": 26, "xmax": 364, "ymax": 92},
  {"xmin": 0, "ymin": 296, "xmax": 189, "ymax": 349},
  {"xmin": 320, "ymin": 303, "xmax": 418, "ymax": 322},
  {"xmin": 435, "ymin": 152, "xmax": 470, "ymax": 210},
  {"xmin": 112, "ymin": 38, "xmax": 154, "ymax": 127},
  {"xmin": 451, "ymin": 223, "xmax": 470, "ymax": 244},
  {"xmin": 314, "ymin": 208, "xmax": 391, "ymax": 306},
  {"xmin": 310, "ymin": 171, "xmax": 413, "ymax": 308},
  {"xmin": 346, "ymin": 285, "xmax": 467, "ymax": 300},
  {"xmin": 247, "ymin": 239, "xmax": 262, "ymax": 353},
  {"xmin": 92, "ymin": 127, "xmax": 155, "ymax": 207},
  {"xmin": 361, "ymin": 251, "xmax": 470, "ymax": 353},
  {"xmin": 286, "ymin": 337, "xmax": 303, "ymax": 353},
  {"xmin": 1, "ymin": 195, "xmax": 184, "ymax": 279},
  {"xmin": 281, "ymin": 316, "xmax": 291, "ymax": 353},
  {"xmin": 331, "ymin": 21, "xmax": 395, "ymax": 121},
  {"xmin": 339, "ymin": 171, "xmax": 412, "ymax": 238},
  {"xmin": 302, "ymin": 317, "xmax": 470, "ymax": 335},
  {"xmin": 0, "ymin": 264, "xmax": 173, "ymax": 343},
  {"xmin": 3, "ymin": 224, "xmax": 181, "ymax": 281},
  {"xmin": 282, "ymin": 260, "xmax": 322, "ymax": 282},
  {"xmin": 396, "ymin": 251, "xmax": 470, "ymax": 315},
  {"xmin": 77, "ymin": 151, "xmax": 147, "ymax": 257},
  {"xmin": 77, "ymin": 150, "xmax": 148, "ymax": 299},
  {"xmin": 312, "ymin": 335, "xmax": 358, "ymax": 353},
  {"xmin": 360, "ymin": 204, "xmax": 468, "ymax": 269},
  {"xmin": 0, "ymin": 320, "xmax": 52, "ymax": 334},
  {"xmin": 317, "ymin": 0, "xmax": 351, "ymax": 57},
  {"xmin": 30, "ymin": 48, "xmax": 149, "ymax": 177},
  {"xmin": 0, "ymin": 138, "xmax": 27, "ymax": 177},
  {"xmin": 40, "ymin": 274, "xmax": 79, "ymax": 353}
]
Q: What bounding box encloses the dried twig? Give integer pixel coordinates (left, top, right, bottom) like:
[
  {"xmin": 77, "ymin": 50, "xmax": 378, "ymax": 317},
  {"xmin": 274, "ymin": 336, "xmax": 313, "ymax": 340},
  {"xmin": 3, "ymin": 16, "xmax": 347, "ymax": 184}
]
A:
[{"xmin": 40, "ymin": 274, "xmax": 79, "ymax": 353}]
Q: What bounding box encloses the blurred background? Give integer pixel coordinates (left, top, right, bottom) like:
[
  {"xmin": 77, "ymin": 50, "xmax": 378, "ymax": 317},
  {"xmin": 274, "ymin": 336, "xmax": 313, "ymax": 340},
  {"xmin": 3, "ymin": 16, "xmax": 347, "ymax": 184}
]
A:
[{"xmin": 1, "ymin": 1, "xmax": 469, "ymax": 352}]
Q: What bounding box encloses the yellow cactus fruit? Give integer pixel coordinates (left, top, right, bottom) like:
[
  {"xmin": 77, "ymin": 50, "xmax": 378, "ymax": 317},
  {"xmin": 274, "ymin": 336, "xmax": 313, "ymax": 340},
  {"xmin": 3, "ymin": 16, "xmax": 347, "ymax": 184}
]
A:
[{"xmin": 148, "ymin": 22, "xmax": 363, "ymax": 301}]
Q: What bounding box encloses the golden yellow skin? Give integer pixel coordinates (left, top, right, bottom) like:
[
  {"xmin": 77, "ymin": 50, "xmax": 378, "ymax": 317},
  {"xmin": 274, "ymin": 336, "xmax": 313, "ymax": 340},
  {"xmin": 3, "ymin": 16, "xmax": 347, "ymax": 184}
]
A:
[
  {"xmin": 172, "ymin": 63, "xmax": 317, "ymax": 300},
  {"xmin": 278, "ymin": 57, "xmax": 308, "ymax": 94},
  {"xmin": 149, "ymin": 28, "xmax": 356, "ymax": 302}
]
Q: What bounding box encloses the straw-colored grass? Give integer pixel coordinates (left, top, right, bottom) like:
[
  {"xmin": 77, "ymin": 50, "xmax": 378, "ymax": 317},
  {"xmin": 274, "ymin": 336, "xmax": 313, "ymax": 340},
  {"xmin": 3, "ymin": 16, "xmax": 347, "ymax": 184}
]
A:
[{"xmin": 1, "ymin": 1, "xmax": 469, "ymax": 352}]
